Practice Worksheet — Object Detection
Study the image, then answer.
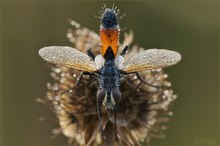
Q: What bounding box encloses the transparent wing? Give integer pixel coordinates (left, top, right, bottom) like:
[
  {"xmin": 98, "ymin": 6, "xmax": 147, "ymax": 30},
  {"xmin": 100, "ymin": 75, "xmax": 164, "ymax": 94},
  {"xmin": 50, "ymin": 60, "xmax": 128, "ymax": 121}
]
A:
[
  {"xmin": 123, "ymin": 49, "xmax": 181, "ymax": 73},
  {"xmin": 38, "ymin": 46, "xmax": 97, "ymax": 72}
]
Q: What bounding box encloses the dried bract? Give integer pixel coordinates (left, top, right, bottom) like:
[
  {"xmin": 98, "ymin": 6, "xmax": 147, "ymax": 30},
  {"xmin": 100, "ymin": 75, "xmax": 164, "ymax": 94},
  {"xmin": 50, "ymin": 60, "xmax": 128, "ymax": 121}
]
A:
[{"xmin": 39, "ymin": 21, "xmax": 179, "ymax": 146}]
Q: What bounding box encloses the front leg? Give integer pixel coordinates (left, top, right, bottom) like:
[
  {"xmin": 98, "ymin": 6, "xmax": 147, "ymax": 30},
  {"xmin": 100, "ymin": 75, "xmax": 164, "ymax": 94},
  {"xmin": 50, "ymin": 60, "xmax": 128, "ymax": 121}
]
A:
[
  {"xmin": 120, "ymin": 46, "xmax": 128, "ymax": 57},
  {"xmin": 120, "ymin": 71, "xmax": 160, "ymax": 89},
  {"xmin": 135, "ymin": 72, "xmax": 161, "ymax": 89},
  {"xmin": 61, "ymin": 72, "xmax": 85, "ymax": 95},
  {"xmin": 87, "ymin": 48, "xmax": 95, "ymax": 60}
]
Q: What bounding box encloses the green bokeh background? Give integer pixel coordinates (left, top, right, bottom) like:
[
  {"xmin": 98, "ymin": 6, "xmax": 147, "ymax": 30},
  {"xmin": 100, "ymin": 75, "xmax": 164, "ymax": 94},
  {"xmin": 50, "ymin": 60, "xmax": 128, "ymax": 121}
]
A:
[{"xmin": 1, "ymin": 1, "xmax": 219, "ymax": 145}]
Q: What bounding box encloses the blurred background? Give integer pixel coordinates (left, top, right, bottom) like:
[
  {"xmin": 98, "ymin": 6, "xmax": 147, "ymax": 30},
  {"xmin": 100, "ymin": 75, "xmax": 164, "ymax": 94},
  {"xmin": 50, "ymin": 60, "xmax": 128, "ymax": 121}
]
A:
[{"xmin": 1, "ymin": 1, "xmax": 219, "ymax": 146}]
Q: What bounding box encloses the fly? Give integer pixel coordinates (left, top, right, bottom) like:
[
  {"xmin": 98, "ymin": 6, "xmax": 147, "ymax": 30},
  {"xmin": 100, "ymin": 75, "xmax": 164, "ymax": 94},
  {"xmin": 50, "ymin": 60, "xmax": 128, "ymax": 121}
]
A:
[{"xmin": 39, "ymin": 5, "xmax": 181, "ymax": 141}]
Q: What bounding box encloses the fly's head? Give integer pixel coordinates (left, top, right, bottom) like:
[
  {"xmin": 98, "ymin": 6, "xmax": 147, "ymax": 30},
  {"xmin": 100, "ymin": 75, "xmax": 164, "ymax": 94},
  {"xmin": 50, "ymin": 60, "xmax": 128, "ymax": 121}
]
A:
[{"xmin": 97, "ymin": 88, "xmax": 121, "ymax": 110}]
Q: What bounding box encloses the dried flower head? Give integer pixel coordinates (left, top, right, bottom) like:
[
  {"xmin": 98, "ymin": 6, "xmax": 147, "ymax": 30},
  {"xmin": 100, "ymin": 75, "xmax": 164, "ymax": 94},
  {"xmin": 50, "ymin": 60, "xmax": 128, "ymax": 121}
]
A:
[{"xmin": 38, "ymin": 7, "xmax": 180, "ymax": 146}]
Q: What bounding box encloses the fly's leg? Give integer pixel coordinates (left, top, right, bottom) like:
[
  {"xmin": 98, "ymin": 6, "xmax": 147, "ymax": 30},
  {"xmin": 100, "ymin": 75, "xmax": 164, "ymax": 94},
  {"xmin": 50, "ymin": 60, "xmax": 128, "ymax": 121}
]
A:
[
  {"xmin": 120, "ymin": 46, "xmax": 128, "ymax": 57},
  {"xmin": 83, "ymin": 72, "xmax": 98, "ymax": 77},
  {"xmin": 135, "ymin": 72, "xmax": 161, "ymax": 89},
  {"xmin": 87, "ymin": 48, "xmax": 95, "ymax": 60},
  {"xmin": 114, "ymin": 105, "xmax": 119, "ymax": 142},
  {"xmin": 61, "ymin": 72, "xmax": 97, "ymax": 95},
  {"xmin": 61, "ymin": 72, "xmax": 84, "ymax": 95},
  {"xmin": 97, "ymin": 100, "xmax": 105, "ymax": 139}
]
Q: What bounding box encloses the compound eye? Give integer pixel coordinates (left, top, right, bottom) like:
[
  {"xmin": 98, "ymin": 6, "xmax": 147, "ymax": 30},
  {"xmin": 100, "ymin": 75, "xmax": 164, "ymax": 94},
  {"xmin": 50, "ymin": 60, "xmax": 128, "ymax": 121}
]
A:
[
  {"xmin": 97, "ymin": 89, "xmax": 105, "ymax": 102},
  {"xmin": 112, "ymin": 89, "xmax": 121, "ymax": 103}
]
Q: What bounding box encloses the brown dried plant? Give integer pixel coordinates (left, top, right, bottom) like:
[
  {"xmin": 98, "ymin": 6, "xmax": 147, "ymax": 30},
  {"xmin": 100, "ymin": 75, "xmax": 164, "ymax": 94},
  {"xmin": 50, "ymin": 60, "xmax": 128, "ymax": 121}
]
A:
[{"xmin": 38, "ymin": 20, "xmax": 178, "ymax": 146}]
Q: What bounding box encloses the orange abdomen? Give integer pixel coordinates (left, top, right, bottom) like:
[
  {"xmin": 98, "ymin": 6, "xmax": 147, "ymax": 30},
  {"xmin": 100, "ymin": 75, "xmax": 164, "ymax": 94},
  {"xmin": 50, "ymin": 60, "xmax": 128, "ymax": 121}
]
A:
[{"xmin": 100, "ymin": 29, "xmax": 119, "ymax": 57}]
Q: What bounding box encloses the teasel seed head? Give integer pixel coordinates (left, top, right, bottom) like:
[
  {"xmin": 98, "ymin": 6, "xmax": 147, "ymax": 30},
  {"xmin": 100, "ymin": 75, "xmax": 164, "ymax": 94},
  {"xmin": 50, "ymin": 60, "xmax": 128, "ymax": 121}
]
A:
[{"xmin": 39, "ymin": 19, "xmax": 178, "ymax": 146}]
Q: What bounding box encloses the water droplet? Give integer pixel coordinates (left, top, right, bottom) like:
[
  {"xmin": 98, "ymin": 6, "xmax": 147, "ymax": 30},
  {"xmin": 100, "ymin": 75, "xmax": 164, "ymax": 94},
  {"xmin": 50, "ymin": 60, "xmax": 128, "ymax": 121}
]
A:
[
  {"xmin": 73, "ymin": 74, "xmax": 77, "ymax": 78},
  {"xmin": 53, "ymin": 68, "xmax": 61, "ymax": 73},
  {"xmin": 67, "ymin": 32, "xmax": 73, "ymax": 38},
  {"xmin": 55, "ymin": 105, "xmax": 61, "ymax": 110},
  {"xmin": 55, "ymin": 96, "xmax": 60, "ymax": 101},
  {"xmin": 168, "ymin": 111, "xmax": 173, "ymax": 116},
  {"xmin": 69, "ymin": 38, "xmax": 76, "ymax": 43},
  {"xmin": 156, "ymin": 68, "xmax": 162, "ymax": 72},
  {"xmin": 36, "ymin": 98, "xmax": 44, "ymax": 103},
  {"xmin": 60, "ymin": 78, "xmax": 65, "ymax": 83},
  {"xmin": 148, "ymin": 119, "xmax": 156, "ymax": 125},
  {"xmin": 75, "ymin": 24, "xmax": 80, "ymax": 28},
  {"xmin": 61, "ymin": 73, "xmax": 65, "ymax": 77},
  {"xmin": 52, "ymin": 128, "xmax": 61, "ymax": 134},
  {"xmin": 173, "ymin": 95, "xmax": 178, "ymax": 100},
  {"xmin": 163, "ymin": 74, "xmax": 168, "ymax": 78},
  {"xmin": 70, "ymin": 20, "xmax": 76, "ymax": 26},
  {"xmin": 162, "ymin": 95, "xmax": 166, "ymax": 99},
  {"xmin": 163, "ymin": 90, "xmax": 169, "ymax": 95},
  {"xmin": 52, "ymin": 84, "xmax": 59, "ymax": 91},
  {"xmin": 164, "ymin": 81, "xmax": 171, "ymax": 87}
]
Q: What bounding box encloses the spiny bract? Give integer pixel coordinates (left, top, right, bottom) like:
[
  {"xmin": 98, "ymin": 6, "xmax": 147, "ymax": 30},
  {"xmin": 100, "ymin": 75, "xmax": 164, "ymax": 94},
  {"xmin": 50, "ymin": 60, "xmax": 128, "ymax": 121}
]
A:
[{"xmin": 38, "ymin": 19, "xmax": 178, "ymax": 146}]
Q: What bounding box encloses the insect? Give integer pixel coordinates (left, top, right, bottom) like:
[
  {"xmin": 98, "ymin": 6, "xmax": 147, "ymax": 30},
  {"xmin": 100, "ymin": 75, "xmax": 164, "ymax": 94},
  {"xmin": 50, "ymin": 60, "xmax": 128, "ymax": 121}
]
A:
[{"xmin": 39, "ymin": 6, "xmax": 181, "ymax": 141}]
